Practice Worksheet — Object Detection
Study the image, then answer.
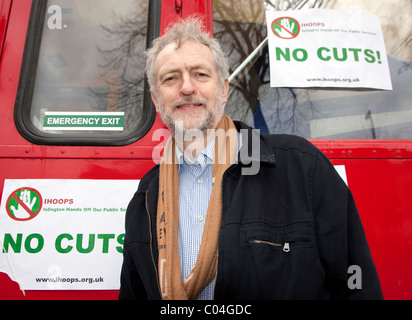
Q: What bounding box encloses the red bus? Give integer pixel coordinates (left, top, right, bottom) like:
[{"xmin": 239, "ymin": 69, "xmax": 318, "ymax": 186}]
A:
[{"xmin": 0, "ymin": 0, "xmax": 411, "ymax": 300}]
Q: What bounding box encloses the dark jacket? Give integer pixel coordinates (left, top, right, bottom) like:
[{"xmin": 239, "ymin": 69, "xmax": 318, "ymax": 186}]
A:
[{"xmin": 119, "ymin": 121, "xmax": 383, "ymax": 300}]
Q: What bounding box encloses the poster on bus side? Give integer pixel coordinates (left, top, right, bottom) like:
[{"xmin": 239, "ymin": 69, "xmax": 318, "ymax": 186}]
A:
[
  {"xmin": 0, "ymin": 179, "xmax": 138, "ymax": 290},
  {"xmin": 266, "ymin": 9, "xmax": 392, "ymax": 90}
]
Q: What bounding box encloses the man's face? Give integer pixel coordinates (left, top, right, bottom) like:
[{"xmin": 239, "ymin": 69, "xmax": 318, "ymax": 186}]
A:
[{"xmin": 151, "ymin": 40, "xmax": 229, "ymax": 135}]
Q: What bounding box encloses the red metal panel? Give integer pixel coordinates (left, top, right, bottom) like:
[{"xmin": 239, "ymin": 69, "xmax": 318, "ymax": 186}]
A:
[
  {"xmin": 0, "ymin": 0, "xmax": 32, "ymax": 148},
  {"xmin": 181, "ymin": 0, "xmax": 213, "ymax": 31},
  {"xmin": 313, "ymin": 140, "xmax": 412, "ymax": 160},
  {"xmin": 159, "ymin": 0, "xmax": 182, "ymax": 34},
  {"xmin": 0, "ymin": 0, "xmax": 165, "ymax": 300},
  {"xmin": 330, "ymin": 158, "xmax": 412, "ymax": 300},
  {"xmin": 0, "ymin": 0, "xmax": 12, "ymax": 57}
]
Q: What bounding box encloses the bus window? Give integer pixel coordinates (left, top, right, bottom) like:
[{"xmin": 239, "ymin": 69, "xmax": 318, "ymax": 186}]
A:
[
  {"xmin": 214, "ymin": 0, "xmax": 412, "ymax": 139},
  {"xmin": 15, "ymin": 0, "xmax": 160, "ymax": 145}
]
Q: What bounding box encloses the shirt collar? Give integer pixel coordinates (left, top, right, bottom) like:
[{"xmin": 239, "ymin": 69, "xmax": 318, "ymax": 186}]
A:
[
  {"xmin": 175, "ymin": 131, "xmax": 243, "ymax": 168},
  {"xmin": 175, "ymin": 137, "xmax": 215, "ymax": 168}
]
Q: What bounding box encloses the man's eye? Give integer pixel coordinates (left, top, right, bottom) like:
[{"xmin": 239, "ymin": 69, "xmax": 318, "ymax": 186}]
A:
[
  {"xmin": 163, "ymin": 76, "xmax": 176, "ymax": 84},
  {"xmin": 196, "ymin": 72, "xmax": 209, "ymax": 79}
]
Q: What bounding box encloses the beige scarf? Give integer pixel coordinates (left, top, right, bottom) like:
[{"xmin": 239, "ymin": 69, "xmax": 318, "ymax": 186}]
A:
[{"xmin": 156, "ymin": 115, "xmax": 238, "ymax": 300}]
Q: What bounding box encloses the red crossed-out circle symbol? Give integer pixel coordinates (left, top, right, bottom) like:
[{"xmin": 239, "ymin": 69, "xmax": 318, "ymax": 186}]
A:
[
  {"xmin": 272, "ymin": 17, "xmax": 301, "ymax": 39},
  {"xmin": 5, "ymin": 187, "xmax": 43, "ymax": 221}
]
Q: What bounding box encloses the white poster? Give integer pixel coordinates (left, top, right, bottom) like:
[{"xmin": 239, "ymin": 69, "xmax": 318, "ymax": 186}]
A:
[
  {"xmin": 266, "ymin": 9, "xmax": 392, "ymax": 90},
  {"xmin": 0, "ymin": 179, "xmax": 138, "ymax": 290}
]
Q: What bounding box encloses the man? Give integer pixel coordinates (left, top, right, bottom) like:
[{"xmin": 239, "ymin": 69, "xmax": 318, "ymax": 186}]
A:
[{"xmin": 119, "ymin": 17, "xmax": 383, "ymax": 300}]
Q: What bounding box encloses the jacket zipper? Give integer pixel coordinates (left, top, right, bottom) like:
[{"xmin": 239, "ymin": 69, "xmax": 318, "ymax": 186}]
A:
[
  {"xmin": 249, "ymin": 240, "xmax": 290, "ymax": 252},
  {"xmin": 145, "ymin": 190, "xmax": 161, "ymax": 296}
]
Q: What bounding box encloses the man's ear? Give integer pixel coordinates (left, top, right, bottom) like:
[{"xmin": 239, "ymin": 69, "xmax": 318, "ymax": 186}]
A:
[
  {"xmin": 150, "ymin": 91, "xmax": 160, "ymax": 112},
  {"xmin": 221, "ymin": 79, "xmax": 229, "ymax": 104}
]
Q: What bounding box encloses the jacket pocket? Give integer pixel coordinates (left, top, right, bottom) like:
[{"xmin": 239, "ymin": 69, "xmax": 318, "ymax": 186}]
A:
[
  {"xmin": 243, "ymin": 227, "xmax": 312, "ymax": 253},
  {"xmin": 249, "ymin": 239, "xmax": 290, "ymax": 252}
]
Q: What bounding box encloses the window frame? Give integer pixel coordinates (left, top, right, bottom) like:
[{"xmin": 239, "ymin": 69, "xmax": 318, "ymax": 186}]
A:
[{"xmin": 14, "ymin": 0, "xmax": 161, "ymax": 146}]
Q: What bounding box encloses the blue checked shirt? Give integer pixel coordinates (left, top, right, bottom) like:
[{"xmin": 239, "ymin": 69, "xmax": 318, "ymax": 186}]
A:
[
  {"xmin": 176, "ymin": 138, "xmax": 216, "ymax": 300},
  {"xmin": 176, "ymin": 133, "xmax": 241, "ymax": 300}
]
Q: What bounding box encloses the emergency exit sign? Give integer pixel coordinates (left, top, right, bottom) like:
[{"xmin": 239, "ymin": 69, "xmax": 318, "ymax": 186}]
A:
[{"xmin": 43, "ymin": 111, "xmax": 124, "ymax": 131}]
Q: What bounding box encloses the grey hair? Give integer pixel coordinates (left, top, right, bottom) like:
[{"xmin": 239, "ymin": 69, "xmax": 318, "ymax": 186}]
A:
[{"xmin": 145, "ymin": 16, "xmax": 229, "ymax": 95}]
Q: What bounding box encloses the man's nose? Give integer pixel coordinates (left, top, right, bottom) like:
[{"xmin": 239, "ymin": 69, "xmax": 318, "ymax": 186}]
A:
[{"xmin": 180, "ymin": 74, "xmax": 195, "ymax": 96}]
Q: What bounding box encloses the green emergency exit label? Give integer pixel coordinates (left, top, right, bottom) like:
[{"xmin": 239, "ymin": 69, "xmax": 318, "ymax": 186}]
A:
[{"xmin": 43, "ymin": 112, "xmax": 124, "ymax": 131}]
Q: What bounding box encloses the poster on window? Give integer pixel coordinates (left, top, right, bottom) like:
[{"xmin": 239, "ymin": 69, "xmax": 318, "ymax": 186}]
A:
[
  {"xmin": 266, "ymin": 9, "xmax": 392, "ymax": 90},
  {"xmin": 0, "ymin": 179, "xmax": 138, "ymax": 290}
]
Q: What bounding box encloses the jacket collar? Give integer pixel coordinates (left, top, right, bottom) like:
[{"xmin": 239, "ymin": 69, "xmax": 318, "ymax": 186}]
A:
[{"xmin": 234, "ymin": 121, "xmax": 276, "ymax": 167}]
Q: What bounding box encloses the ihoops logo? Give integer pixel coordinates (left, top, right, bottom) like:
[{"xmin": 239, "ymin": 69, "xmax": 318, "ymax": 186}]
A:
[
  {"xmin": 5, "ymin": 188, "xmax": 43, "ymax": 222},
  {"xmin": 272, "ymin": 17, "xmax": 301, "ymax": 39}
]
